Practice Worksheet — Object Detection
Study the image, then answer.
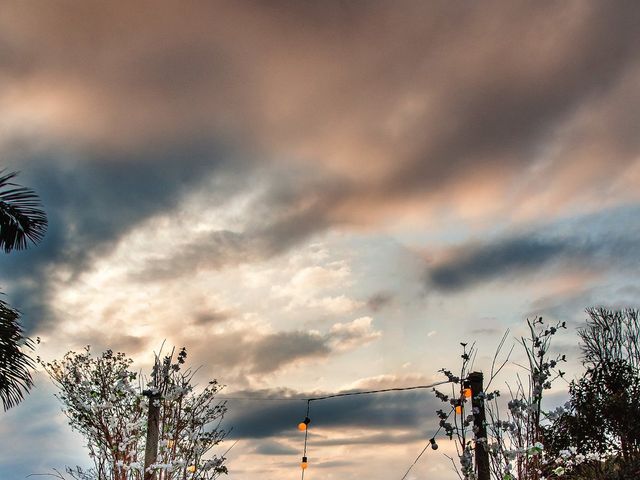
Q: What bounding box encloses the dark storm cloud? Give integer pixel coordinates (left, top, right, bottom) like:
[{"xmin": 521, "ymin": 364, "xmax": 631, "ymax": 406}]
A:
[
  {"xmin": 428, "ymin": 236, "xmax": 571, "ymax": 291},
  {"xmin": 225, "ymin": 389, "xmax": 441, "ymax": 440},
  {"xmin": 384, "ymin": 3, "xmax": 640, "ymax": 196},
  {"xmin": 1, "ymin": 1, "xmax": 639, "ymax": 219},
  {"xmin": 249, "ymin": 331, "xmax": 331, "ymax": 373},
  {"xmin": 425, "ymin": 206, "xmax": 640, "ymax": 292}
]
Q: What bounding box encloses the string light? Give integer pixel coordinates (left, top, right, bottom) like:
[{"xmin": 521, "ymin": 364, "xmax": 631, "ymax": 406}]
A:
[
  {"xmin": 298, "ymin": 417, "xmax": 311, "ymax": 431},
  {"xmin": 400, "ymin": 406, "xmax": 455, "ymax": 480},
  {"xmin": 300, "ymin": 400, "xmax": 311, "ymax": 477},
  {"xmin": 296, "ymin": 379, "xmax": 453, "ymax": 477},
  {"xmin": 463, "ymin": 380, "xmax": 472, "ymax": 399},
  {"xmin": 455, "ymin": 400, "xmax": 463, "ymax": 414},
  {"xmin": 186, "ymin": 465, "xmax": 196, "ymax": 473}
]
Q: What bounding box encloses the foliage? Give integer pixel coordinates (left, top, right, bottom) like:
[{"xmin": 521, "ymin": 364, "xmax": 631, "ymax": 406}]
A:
[
  {"xmin": 42, "ymin": 346, "xmax": 229, "ymax": 480},
  {"xmin": 0, "ymin": 299, "xmax": 36, "ymax": 410},
  {"xmin": 578, "ymin": 307, "xmax": 639, "ymax": 371},
  {"xmin": 544, "ymin": 308, "xmax": 640, "ymax": 479},
  {"xmin": 0, "ymin": 170, "xmax": 48, "ymax": 252},
  {"xmin": 0, "ymin": 169, "xmax": 47, "ymax": 410}
]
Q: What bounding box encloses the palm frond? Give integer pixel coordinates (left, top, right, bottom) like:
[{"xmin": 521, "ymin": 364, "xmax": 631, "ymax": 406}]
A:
[
  {"xmin": 0, "ymin": 299, "xmax": 35, "ymax": 411},
  {"xmin": 0, "ymin": 170, "xmax": 48, "ymax": 252}
]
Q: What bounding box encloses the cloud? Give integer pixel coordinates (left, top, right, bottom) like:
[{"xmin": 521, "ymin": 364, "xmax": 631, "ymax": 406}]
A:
[
  {"xmin": 424, "ymin": 206, "xmax": 640, "ymax": 292},
  {"xmin": 366, "ymin": 292, "xmax": 394, "ymax": 312},
  {"xmin": 127, "ymin": 172, "xmax": 349, "ymax": 282},
  {"xmin": 1, "ymin": 1, "xmax": 639, "ymax": 229},
  {"xmin": 194, "ymin": 309, "xmax": 233, "ymax": 326},
  {"xmin": 224, "ymin": 386, "xmax": 441, "ymax": 440},
  {"xmin": 328, "ymin": 317, "xmax": 381, "ymax": 351},
  {"xmin": 0, "ymin": 145, "xmax": 242, "ymax": 330},
  {"xmin": 1, "ymin": 1, "xmax": 639, "ymax": 336},
  {"xmin": 427, "ymin": 236, "xmax": 572, "ymax": 291},
  {"xmin": 190, "ymin": 317, "xmax": 381, "ymax": 378},
  {"xmin": 252, "ymin": 441, "xmax": 298, "ymax": 456}
]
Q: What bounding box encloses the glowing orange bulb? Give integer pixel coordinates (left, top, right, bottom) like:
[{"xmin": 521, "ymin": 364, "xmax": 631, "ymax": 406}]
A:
[
  {"xmin": 187, "ymin": 465, "xmax": 196, "ymax": 473},
  {"xmin": 455, "ymin": 405, "xmax": 463, "ymax": 414},
  {"xmin": 298, "ymin": 417, "xmax": 311, "ymax": 431},
  {"xmin": 301, "ymin": 456, "xmax": 308, "ymax": 470},
  {"xmin": 463, "ymin": 388, "xmax": 472, "ymax": 398}
]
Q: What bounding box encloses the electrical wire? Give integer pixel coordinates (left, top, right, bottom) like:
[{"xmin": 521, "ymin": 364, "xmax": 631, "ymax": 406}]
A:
[
  {"xmin": 218, "ymin": 379, "xmax": 451, "ymax": 404},
  {"xmin": 399, "ymin": 406, "xmax": 455, "ymax": 480},
  {"xmin": 301, "ymin": 400, "xmax": 310, "ymax": 480},
  {"xmin": 297, "ymin": 379, "xmax": 453, "ymax": 479},
  {"xmin": 216, "ymin": 396, "xmax": 306, "ymax": 401},
  {"xmin": 307, "ymin": 380, "xmax": 451, "ymax": 402}
]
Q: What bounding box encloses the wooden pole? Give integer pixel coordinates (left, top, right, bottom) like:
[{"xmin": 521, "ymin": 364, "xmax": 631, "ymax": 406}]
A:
[
  {"xmin": 468, "ymin": 371, "xmax": 490, "ymax": 480},
  {"xmin": 143, "ymin": 391, "xmax": 161, "ymax": 480}
]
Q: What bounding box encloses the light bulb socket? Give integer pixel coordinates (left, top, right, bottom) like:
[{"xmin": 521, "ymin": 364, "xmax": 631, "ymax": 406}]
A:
[
  {"xmin": 302, "ymin": 456, "xmax": 308, "ymax": 462},
  {"xmin": 304, "ymin": 417, "xmax": 311, "ymax": 425}
]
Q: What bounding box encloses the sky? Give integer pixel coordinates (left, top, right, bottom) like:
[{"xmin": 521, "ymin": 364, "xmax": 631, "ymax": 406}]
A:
[{"xmin": 0, "ymin": 1, "xmax": 639, "ymax": 479}]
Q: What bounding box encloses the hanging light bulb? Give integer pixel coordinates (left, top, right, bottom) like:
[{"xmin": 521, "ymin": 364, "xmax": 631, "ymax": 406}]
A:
[
  {"xmin": 301, "ymin": 456, "xmax": 309, "ymax": 469},
  {"xmin": 167, "ymin": 439, "xmax": 176, "ymax": 449},
  {"xmin": 430, "ymin": 438, "xmax": 439, "ymax": 450},
  {"xmin": 187, "ymin": 465, "xmax": 196, "ymax": 473},
  {"xmin": 463, "ymin": 380, "xmax": 472, "ymax": 399},
  {"xmin": 455, "ymin": 400, "xmax": 463, "ymax": 415},
  {"xmin": 298, "ymin": 416, "xmax": 311, "ymax": 431}
]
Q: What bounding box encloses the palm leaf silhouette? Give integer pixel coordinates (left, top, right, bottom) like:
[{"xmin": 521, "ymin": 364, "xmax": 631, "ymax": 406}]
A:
[
  {"xmin": 0, "ymin": 170, "xmax": 48, "ymax": 252},
  {"xmin": 0, "ymin": 300, "xmax": 35, "ymax": 411}
]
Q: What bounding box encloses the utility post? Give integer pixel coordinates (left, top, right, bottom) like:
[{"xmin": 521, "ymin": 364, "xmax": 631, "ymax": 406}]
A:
[
  {"xmin": 143, "ymin": 389, "xmax": 161, "ymax": 480},
  {"xmin": 468, "ymin": 371, "xmax": 490, "ymax": 480}
]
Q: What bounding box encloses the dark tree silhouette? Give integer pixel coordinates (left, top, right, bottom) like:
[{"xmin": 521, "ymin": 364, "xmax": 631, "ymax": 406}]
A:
[
  {"xmin": 0, "ymin": 170, "xmax": 47, "ymax": 410},
  {"xmin": 0, "ymin": 300, "xmax": 35, "ymax": 410},
  {"xmin": 545, "ymin": 308, "xmax": 640, "ymax": 479},
  {"xmin": 0, "ymin": 170, "xmax": 47, "ymax": 252}
]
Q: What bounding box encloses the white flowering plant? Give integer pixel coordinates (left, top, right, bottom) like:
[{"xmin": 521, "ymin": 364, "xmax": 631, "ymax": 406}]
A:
[
  {"xmin": 434, "ymin": 317, "xmax": 569, "ymax": 480},
  {"xmin": 41, "ymin": 346, "xmax": 228, "ymax": 480}
]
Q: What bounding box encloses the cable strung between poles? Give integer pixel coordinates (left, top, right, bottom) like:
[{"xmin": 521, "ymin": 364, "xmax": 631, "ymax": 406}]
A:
[
  {"xmin": 306, "ymin": 380, "xmax": 452, "ymax": 402},
  {"xmin": 298, "ymin": 379, "xmax": 452, "ymax": 478}
]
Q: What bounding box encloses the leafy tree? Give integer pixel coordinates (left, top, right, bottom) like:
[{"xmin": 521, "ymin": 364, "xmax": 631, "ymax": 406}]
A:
[
  {"xmin": 0, "ymin": 170, "xmax": 47, "ymax": 410},
  {"xmin": 41, "ymin": 346, "xmax": 229, "ymax": 480},
  {"xmin": 544, "ymin": 308, "xmax": 640, "ymax": 479}
]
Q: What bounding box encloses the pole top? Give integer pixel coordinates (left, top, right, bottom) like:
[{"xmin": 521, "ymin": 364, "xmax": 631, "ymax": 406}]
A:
[{"xmin": 142, "ymin": 389, "xmax": 161, "ymax": 398}]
